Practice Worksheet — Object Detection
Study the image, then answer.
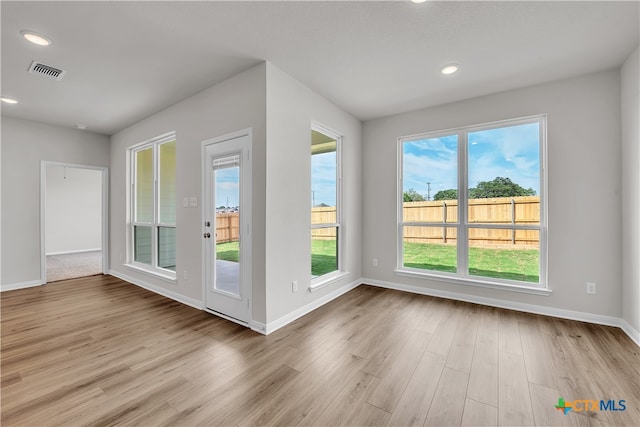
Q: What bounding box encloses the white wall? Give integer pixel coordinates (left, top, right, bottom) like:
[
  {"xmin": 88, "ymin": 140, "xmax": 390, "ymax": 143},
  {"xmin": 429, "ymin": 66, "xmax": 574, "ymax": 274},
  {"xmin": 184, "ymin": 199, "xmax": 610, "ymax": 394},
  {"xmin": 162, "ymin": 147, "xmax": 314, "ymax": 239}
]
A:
[
  {"xmin": 1, "ymin": 116, "xmax": 110, "ymax": 287},
  {"xmin": 264, "ymin": 64, "xmax": 362, "ymax": 324},
  {"xmin": 109, "ymin": 63, "xmax": 267, "ymax": 322},
  {"xmin": 362, "ymin": 69, "xmax": 623, "ymax": 318},
  {"xmin": 621, "ymin": 46, "xmax": 640, "ymax": 333},
  {"xmin": 45, "ymin": 166, "xmax": 102, "ymax": 255},
  {"xmin": 109, "ymin": 62, "xmax": 361, "ymax": 327}
]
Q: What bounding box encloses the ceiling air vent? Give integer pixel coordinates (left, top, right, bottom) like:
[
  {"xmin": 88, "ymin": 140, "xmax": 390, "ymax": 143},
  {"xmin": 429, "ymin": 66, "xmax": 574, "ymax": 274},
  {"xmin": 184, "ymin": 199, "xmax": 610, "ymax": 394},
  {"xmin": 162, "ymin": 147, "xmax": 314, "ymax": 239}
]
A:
[{"xmin": 28, "ymin": 60, "xmax": 66, "ymax": 81}]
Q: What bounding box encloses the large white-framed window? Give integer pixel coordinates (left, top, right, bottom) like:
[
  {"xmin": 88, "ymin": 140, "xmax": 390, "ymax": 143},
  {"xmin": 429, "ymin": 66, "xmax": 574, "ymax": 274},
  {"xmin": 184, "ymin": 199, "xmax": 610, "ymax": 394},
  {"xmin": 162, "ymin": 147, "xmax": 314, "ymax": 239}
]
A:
[
  {"xmin": 129, "ymin": 132, "xmax": 176, "ymax": 279},
  {"xmin": 397, "ymin": 115, "xmax": 547, "ymax": 290},
  {"xmin": 311, "ymin": 124, "xmax": 342, "ymax": 282}
]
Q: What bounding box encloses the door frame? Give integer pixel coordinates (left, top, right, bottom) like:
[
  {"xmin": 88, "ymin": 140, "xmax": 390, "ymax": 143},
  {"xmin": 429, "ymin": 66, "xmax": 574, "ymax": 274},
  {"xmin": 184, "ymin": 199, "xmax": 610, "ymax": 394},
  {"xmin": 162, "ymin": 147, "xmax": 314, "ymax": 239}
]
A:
[
  {"xmin": 201, "ymin": 128, "xmax": 252, "ymax": 326},
  {"xmin": 40, "ymin": 161, "xmax": 110, "ymax": 284}
]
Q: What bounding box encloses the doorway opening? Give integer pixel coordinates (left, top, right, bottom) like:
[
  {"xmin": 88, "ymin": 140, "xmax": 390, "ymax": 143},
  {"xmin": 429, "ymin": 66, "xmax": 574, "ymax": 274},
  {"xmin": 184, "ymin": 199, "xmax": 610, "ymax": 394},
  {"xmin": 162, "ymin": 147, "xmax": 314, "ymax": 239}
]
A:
[{"xmin": 40, "ymin": 162, "xmax": 109, "ymax": 283}]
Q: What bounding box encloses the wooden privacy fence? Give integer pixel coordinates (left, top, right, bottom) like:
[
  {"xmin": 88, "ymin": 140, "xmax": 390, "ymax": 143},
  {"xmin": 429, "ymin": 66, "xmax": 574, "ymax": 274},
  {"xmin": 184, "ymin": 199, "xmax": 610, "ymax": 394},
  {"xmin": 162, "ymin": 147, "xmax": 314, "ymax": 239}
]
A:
[
  {"xmin": 220, "ymin": 196, "xmax": 540, "ymax": 247},
  {"xmin": 403, "ymin": 196, "xmax": 540, "ymax": 248},
  {"xmin": 311, "ymin": 207, "xmax": 337, "ymax": 240},
  {"xmin": 217, "ymin": 207, "xmax": 338, "ymax": 243},
  {"xmin": 215, "ymin": 213, "xmax": 240, "ymax": 243}
]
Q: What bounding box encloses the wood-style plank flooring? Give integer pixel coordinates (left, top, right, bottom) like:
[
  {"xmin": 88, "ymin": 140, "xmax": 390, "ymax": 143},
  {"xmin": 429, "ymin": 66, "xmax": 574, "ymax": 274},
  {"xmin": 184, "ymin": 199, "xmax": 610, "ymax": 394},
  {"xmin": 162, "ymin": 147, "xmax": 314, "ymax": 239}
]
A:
[{"xmin": 1, "ymin": 275, "xmax": 639, "ymax": 426}]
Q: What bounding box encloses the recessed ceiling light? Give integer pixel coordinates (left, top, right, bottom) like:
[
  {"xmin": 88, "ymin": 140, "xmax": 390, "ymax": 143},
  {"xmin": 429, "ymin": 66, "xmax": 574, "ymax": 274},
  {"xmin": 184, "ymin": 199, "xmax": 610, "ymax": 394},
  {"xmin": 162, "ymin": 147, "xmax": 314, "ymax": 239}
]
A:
[
  {"xmin": 20, "ymin": 30, "xmax": 52, "ymax": 46},
  {"xmin": 75, "ymin": 124, "xmax": 87, "ymax": 130},
  {"xmin": 1, "ymin": 97, "xmax": 18, "ymax": 104},
  {"xmin": 411, "ymin": 0, "xmax": 428, "ymax": 3},
  {"xmin": 441, "ymin": 64, "xmax": 460, "ymax": 75}
]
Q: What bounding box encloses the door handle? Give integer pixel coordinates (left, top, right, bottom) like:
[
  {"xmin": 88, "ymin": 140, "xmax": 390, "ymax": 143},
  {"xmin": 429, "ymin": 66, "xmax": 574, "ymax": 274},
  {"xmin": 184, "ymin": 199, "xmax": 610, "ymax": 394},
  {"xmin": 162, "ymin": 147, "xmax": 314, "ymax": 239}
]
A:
[{"xmin": 203, "ymin": 232, "xmax": 211, "ymax": 239}]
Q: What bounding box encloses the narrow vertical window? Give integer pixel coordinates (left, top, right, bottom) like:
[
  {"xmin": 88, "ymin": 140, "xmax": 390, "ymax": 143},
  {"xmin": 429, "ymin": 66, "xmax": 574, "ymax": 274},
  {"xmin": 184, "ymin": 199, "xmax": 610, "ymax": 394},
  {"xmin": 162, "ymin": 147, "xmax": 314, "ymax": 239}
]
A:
[
  {"xmin": 130, "ymin": 133, "xmax": 176, "ymax": 277},
  {"xmin": 134, "ymin": 146, "xmax": 153, "ymax": 265},
  {"xmin": 311, "ymin": 126, "xmax": 342, "ymax": 280},
  {"xmin": 399, "ymin": 116, "xmax": 546, "ymax": 289},
  {"xmin": 157, "ymin": 140, "xmax": 176, "ymax": 271}
]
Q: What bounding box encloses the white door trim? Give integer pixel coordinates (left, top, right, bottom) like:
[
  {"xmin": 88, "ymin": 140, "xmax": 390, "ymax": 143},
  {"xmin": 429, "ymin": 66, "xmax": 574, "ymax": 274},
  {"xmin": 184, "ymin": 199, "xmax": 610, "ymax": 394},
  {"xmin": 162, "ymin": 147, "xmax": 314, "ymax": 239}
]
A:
[
  {"xmin": 40, "ymin": 161, "xmax": 110, "ymax": 284},
  {"xmin": 201, "ymin": 128, "xmax": 253, "ymax": 326}
]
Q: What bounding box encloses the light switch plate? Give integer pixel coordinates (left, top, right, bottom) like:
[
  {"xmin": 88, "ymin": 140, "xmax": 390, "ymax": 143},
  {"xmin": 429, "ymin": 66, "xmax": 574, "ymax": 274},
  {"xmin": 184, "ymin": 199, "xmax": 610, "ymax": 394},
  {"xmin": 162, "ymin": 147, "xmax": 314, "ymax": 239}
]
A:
[{"xmin": 189, "ymin": 197, "xmax": 197, "ymax": 207}]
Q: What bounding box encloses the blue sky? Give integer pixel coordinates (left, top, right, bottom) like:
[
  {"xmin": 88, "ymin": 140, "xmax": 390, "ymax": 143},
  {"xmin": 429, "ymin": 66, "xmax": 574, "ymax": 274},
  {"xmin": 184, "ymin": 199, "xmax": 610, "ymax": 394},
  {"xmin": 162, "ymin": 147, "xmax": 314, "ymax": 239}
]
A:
[
  {"xmin": 403, "ymin": 122, "xmax": 540, "ymax": 199},
  {"xmin": 311, "ymin": 151, "xmax": 337, "ymax": 207},
  {"xmin": 215, "ymin": 167, "xmax": 239, "ymax": 207}
]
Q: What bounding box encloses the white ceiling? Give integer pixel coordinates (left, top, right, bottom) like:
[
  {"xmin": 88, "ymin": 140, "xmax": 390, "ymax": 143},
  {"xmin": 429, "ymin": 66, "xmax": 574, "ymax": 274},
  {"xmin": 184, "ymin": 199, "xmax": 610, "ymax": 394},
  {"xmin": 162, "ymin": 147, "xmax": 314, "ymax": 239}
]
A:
[{"xmin": 2, "ymin": 1, "xmax": 638, "ymax": 135}]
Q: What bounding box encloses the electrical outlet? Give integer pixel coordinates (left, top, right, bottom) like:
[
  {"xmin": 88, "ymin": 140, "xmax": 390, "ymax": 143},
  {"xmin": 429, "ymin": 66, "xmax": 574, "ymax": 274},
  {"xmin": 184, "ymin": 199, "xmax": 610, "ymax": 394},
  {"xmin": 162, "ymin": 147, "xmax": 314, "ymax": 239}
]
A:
[
  {"xmin": 119, "ymin": 253, "xmax": 123, "ymax": 262},
  {"xmin": 184, "ymin": 270, "xmax": 188, "ymax": 281},
  {"xmin": 292, "ymin": 280, "xmax": 298, "ymax": 293},
  {"xmin": 372, "ymin": 258, "xmax": 378, "ymax": 267},
  {"xmin": 586, "ymin": 282, "xmax": 596, "ymax": 294},
  {"xmin": 183, "ymin": 197, "xmax": 189, "ymax": 207}
]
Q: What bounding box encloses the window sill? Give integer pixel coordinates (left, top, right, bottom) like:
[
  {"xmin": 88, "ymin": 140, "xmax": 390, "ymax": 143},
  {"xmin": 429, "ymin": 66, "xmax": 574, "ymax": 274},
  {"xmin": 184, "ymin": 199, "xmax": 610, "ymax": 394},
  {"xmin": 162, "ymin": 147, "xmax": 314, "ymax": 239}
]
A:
[
  {"xmin": 309, "ymin": 271, "xmax": 350, "ymax": 293},
  {"xmin": 394, "ymin": 269, "xmax": 551, "ymax": 296},
  {"xmin": 124, "ymin": 263, "xmax": 177, "ymax": 284}
]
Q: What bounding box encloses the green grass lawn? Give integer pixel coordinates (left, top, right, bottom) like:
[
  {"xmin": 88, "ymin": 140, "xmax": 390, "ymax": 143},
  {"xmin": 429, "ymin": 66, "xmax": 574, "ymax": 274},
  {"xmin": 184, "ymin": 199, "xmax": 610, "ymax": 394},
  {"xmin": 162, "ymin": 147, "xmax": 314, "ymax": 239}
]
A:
[
  {"xmin": 312, "ymin": 239, "xmax": 337, "ymax": 277},
  {"xmin": 403, "ymin": 241, "xmax": 539, "ymax": 283},
  {"xmin": 219, "ymin": 240, "xmax": 538, "ymax": 283},
  {"xmin": 216, "ymin": 241, "xmax": 239, "ymax": 262}
]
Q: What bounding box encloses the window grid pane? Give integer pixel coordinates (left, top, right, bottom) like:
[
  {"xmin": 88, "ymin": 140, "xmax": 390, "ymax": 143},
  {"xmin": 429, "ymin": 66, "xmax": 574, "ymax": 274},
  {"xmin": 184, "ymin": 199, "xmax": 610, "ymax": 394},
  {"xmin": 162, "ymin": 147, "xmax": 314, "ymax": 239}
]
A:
[
  {"xmin": 158, "ymin": 226, "xmax": 176, "ymax": 271},
  {"xmin": 158, "ymin": 140, "xmax": 176, "ymax": 225},
  {"xmin": 311, "ymin": 227, "xmax": 338, "ymax": 277},
  {"xmin": 467, "ymin": 123, "xmax": 540, "ymax": 225},
  {"xmin": 311, "ymin": 142, "xmax": 337, "ymax": 215},
  {"xmin": 134, "ymin": 225, "xmax": 152, "ymax": 265},
  {"xmin": 403, "ymin": 226, "xmax": 457, "ymax": 273},
  {"xmin": 468, "ymin": 229, "xmax": 540, "ymax": 283},
  {"xmin": 402, "ymin": 135, "xmax": 458, "ymax": 224},
  {"xmin": 135, "ymin": 147, "xmax": 153, "ymax": 223}
]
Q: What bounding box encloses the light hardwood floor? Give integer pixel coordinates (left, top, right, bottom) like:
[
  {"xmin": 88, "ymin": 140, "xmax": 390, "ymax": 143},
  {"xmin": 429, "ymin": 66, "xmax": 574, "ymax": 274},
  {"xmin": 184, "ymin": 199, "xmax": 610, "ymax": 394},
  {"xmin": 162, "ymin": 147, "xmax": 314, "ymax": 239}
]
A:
[{"xmin": 1, "ymin": 275, "xmax": 638, "ymax": 426}]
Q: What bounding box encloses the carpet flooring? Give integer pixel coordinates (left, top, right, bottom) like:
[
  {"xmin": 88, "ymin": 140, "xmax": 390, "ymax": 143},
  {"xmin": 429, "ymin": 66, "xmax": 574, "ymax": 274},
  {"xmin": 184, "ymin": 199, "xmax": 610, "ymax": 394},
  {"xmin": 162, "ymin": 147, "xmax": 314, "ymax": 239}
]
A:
[{"xmin": 46, "ymin": 251, "xmax": 103, "ymax": 282}]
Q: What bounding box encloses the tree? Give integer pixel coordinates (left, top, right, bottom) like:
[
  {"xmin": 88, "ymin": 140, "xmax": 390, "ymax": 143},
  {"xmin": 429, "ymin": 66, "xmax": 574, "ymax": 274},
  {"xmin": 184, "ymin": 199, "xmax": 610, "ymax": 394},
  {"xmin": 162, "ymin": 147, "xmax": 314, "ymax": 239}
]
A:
[
  {"xmin": 403, "ymin": 188, "xmax": 425, "ymax": 202},
  {"xmin": 430, "ymin": 177, "xmax": 535, "ymax": 201},
  {"xmin": 469, "ymin": 177, "xmax": 536, "ymax": 199},
  {"xmin": 433, "ymin": 189, "xmax": 458, "ymax": 201}
]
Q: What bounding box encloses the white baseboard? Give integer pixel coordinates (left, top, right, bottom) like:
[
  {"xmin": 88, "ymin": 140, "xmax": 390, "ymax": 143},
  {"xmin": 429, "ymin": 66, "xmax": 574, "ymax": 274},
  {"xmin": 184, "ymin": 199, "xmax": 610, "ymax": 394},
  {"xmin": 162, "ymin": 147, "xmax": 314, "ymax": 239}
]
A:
[
  {"xmin": 251, "ymin": 321, "xmax": 267, "ymax": 335},
  {"xmin": 46, "ymin": 248, "xmax": 102, "ymax": 256},
  {"xmin": 620, "ymin": 319, "xmax": 640, "ymax": 347},
  {"xmin": 363, "ymin": 277, "xmax": 624, "ymax": 327},
  {"xmin": 0, "ymin": 279, "xmax": 44, "ymax": 292},
  {"xmin": 264, "ymin": 279, "xmax": 361, "ymax": 335},
  {"xmin": 108, "ymin": 270, "xmax": 203, "ymax": 311}
]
